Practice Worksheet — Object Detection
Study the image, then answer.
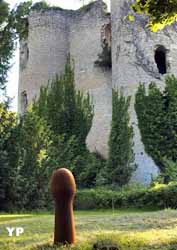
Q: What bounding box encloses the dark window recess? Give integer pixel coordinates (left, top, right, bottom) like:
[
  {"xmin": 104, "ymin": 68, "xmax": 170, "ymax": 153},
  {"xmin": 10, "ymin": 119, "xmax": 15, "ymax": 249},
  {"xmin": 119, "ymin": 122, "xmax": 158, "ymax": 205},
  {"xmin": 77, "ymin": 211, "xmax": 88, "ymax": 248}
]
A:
[
  {"xmin": 154, "ymin": 47, "xmax": 167, "ymax": 74},
  {"xmin": 95, "ymin": 40, "xmax": 112, "ymax": 69}
]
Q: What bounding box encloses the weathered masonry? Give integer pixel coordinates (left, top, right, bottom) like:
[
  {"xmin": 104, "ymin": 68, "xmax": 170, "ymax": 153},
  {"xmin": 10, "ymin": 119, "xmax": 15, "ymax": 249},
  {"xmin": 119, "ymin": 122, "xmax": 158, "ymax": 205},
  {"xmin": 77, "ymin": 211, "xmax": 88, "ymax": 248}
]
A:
[{"xmin": 18, "ymin": 0, "xmax": 177, "ymax": 185}]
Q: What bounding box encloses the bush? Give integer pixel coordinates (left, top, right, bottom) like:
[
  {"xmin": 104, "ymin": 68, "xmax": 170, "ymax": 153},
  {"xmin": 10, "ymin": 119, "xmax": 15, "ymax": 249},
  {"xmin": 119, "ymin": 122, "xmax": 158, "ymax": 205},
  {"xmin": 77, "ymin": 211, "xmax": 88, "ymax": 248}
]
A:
[
  {"xmin": 11, "ymin": 58, "xmax": 102, "ymax": 210},
  {"xmin": 74, "ymin": 183, "xmax": 177, "ymax": 210},
  {"xmin": 106, "ymin": 89, "xmax": 135, "ymax": 186},
  {"xmin": 135, "ymin": 75, "xmax": 177, "ymax": 174},
  {"xmin": 34, "ymin": 59, "xmax": 93, "ymax": 145},
  {"xmin": 0, "ymin": 103, "xmax": 19, "ymax": 211},
  {"xmin": 17, "ymin": 106, "xmax": 51, "ymax": 210},
  {"xmin": 43, "ymin": 134, "xmax": 106, "ymax": 189}
]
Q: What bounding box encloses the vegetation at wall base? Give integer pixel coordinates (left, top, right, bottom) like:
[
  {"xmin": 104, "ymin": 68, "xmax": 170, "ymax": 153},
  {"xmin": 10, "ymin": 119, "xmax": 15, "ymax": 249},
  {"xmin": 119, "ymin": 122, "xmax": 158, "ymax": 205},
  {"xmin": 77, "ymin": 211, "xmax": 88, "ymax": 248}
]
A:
[
  {"xmin": 135, "ymin": 75, "xmax": 177, "ymax": 182},
  {"xmin": 75, "ymin": 182, "xmax": 177, "ymax": 210},
  {"xmin": 0, "ymin": 103, "xmax": 19, "ymax": 211},
  {"xmin": 106, "ymin": 89, "xmax": 135, "ymax": 186},
  {"xmin": 0, "ymin": 59, "xmax": 107, "ymax": 211}
]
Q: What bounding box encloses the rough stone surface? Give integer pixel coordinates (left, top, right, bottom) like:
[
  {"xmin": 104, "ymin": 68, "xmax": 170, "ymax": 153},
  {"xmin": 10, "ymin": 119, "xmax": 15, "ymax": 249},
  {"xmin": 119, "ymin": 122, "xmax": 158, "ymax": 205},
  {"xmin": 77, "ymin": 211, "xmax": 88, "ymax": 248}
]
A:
[
  {"xmin": 111, "ymin": 0, "xmax": 177, "ymax": 184},
  {"xmin": 18, "ymin": 0, "xmax": 177, "ymax": 185}
]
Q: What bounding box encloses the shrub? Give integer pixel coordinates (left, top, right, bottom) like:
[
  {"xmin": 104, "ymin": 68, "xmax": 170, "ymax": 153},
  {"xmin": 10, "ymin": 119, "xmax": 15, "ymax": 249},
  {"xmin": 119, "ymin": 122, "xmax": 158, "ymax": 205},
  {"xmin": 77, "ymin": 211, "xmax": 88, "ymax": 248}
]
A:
[
  {"xmin": 0, "ymin": 103, "xmax": 19, "ymax": 211},
  {"xmin": 33, "ymin": 58, "xmax": 103, "ymax": 190},
  {"xmin": 74, "ymin": 183, "xmax": 177, "ymax": 210},
  {"xmin": 106, "ymin": 89, "xmax": 135, "ymax": 186},
  {"xmin": 135, "ymin": 75, "xmax": 177, "ymax": 175},
  {"xmin": 13, "ymin": 58, "xmax": 101, "ymax": 210},
  {"xmin": 17, "ymin": 106, "xmax": 51, "ymax": 210},
  {"xmin": 34, "ymin": 59, "xmax": 93, "ymax": 145}
]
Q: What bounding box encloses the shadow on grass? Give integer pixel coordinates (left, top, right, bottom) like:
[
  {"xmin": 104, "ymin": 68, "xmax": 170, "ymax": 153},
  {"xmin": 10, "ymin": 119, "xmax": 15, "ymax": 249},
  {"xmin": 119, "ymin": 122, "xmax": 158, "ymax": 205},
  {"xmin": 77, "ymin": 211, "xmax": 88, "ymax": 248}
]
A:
[
  {"xmin": 33, "ymin": 244, "xmax": 58, "ymax": 250},
  {"xmin": 31, "ymin": 242, "xmax": 92, "ymax": 250},
  {"xmin": 30, "ymin": 238, "xmax": 177, "ymax": 250}
]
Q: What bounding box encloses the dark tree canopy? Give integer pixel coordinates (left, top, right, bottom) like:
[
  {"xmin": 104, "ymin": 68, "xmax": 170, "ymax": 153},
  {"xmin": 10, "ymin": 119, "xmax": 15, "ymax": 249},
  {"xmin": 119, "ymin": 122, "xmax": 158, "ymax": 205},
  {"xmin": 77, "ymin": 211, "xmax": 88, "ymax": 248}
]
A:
[{"xmin": 132, "ymin": 0, "xmax": 177, "ymax": 31}]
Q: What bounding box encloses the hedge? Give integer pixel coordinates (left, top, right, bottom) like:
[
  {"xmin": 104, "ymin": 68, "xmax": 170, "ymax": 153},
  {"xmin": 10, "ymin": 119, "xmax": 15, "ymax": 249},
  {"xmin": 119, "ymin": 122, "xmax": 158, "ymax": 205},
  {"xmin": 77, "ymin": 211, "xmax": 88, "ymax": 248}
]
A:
[{"xmin": 74, "ymin": 183, "xmax": 177, "ymax": 210}]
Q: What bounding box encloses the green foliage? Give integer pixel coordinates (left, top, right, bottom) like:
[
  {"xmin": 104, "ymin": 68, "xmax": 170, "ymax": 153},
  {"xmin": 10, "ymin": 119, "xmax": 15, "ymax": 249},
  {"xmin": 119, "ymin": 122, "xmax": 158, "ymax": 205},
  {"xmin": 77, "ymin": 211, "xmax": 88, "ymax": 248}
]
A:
[
  {"xmin": 0, "ymin": 1, "xmax": 14, "ymax": 92},
  {"xmin": 44, "ymin": 134, "xmax": 105, "ymax": 189},
  {"xmin": 74, "ymin": 185, "xmax": 147, "ymax": 210},
  {"xmin": 132, "ymin": 0, "xmax": 177, "ymax": 31},
  {"xmin": 31, "ymin": 1, "xmax": 64, "ymax": 11},
  {"xmin": 0, "ymin": 0, "xmax": 53, "ymax": 93},
  {"xmin": 0, "ymin": 58, "xmax": 105, "ymax": 211},
  {"xmin": 0, "ymin": 0, "xmax": 8, "ymax": 24},
  {"xmin": 0, "ymin": 103, "xmax": 19, "ymax": 210},
  {"xmin": 11, "ymin": 1, "xmax": 32, "ymax": 40},
  {"xmin": 34, "ymin": 61, "xmax": 93, "ymax": 145},
  {"xmin": 135, "ymin": 82, "xmax": 165, "ymax": 169},
  {"xmin": 31, "ymin": 1, "xmax": 49, "ymax": 11},
  {"xmin": 17, "ymin": 106, "xmax": 51, "ymax": 210},
  {"xmin": 13, "ymin": 59, "xmax": 102, "ymax": 210},
  {"xmin": 0, "ymin": 0, "xmax": 32, "ymax": 93},
  {"xmin": 74, "ymin": 182, "xmax": 177, "ymax": 210},
  {"xmin": 79, "ymin": 1, "xmax": 95, "ymax": 12},
  {"xmin": 135, "ymin": 75, "xmax": 177, "ymax": 175},
  {"xmin": 107, "ymin": 89, "xmax": 135, "ymax": 186},
  {"xmin": 33, "ymin": 59, "xmax": 103, "ymax": 190},
  {"xmin": 154, "ymin": 158, "xmax": 177, "ymax": 184}
]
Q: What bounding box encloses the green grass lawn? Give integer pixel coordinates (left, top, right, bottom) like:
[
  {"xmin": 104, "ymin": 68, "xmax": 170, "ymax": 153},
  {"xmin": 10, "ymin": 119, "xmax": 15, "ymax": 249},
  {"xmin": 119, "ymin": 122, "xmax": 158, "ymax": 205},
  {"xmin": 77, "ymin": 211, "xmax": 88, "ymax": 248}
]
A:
[{"xmin": 1, "ymin": 209, "xmax": 177, "ymax": 250}]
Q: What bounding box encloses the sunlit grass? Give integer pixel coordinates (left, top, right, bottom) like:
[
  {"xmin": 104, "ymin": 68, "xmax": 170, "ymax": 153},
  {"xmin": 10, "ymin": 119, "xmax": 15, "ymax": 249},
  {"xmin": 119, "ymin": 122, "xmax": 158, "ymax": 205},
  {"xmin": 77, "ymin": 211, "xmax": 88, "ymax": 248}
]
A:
[{"xmin": 1, "ymin": 209, "xmax": 177, "ymax": 250}]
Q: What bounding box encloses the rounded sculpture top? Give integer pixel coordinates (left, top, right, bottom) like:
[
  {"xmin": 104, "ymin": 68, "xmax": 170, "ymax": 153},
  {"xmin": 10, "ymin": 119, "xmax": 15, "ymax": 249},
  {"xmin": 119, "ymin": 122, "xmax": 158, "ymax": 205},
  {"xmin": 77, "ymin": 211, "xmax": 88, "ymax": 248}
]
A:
[{"xmin": 51, "ymin": 168, "xmax": 76, "ymax": 200}]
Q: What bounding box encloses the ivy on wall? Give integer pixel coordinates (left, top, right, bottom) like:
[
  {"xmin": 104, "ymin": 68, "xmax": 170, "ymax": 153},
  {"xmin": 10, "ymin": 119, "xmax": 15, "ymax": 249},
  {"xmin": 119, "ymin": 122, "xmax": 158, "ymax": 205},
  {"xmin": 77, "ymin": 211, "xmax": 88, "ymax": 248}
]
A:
[{"xmin": 135, "ymin": 75, "xmax": 177, "ymax": 172}]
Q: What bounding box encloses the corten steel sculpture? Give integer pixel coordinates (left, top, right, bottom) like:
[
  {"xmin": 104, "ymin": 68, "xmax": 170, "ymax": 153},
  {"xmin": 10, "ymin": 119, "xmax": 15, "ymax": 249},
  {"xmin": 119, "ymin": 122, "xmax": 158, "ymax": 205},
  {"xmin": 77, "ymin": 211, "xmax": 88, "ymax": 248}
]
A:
[{"xmin": 51, "ymin": 168, "xmax": 76, "ymax": 244}]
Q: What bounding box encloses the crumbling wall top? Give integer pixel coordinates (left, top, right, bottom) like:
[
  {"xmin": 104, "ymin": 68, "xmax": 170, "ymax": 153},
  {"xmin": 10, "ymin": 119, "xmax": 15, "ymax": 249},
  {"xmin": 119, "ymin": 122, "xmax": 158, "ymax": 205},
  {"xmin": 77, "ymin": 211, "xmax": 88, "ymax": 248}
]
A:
[{"xmin": 28, "ymin": 0, "xmax": 110, "ymax": 27}]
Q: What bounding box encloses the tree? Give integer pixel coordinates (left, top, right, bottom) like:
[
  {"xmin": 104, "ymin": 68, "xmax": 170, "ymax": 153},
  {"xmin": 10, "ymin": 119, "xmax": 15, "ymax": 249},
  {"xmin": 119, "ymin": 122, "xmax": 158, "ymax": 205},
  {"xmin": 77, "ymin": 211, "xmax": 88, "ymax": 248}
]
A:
[
  {"xmin": 132, "ymin": 0, "xmax": 177, "ymax": 31},
  {"xmin": 135, "ymin": 83, "xmax": 166, "ymax": 170},
  {"xmin": 34, "ymin": 59, "xmax": 93, "ymax": 146},
  {"xmin": 0, "ymin": 103, "xmax": 19, "ymax": 210},
  {"xmin": 107, "ymin": 89, "xmax": 135, "ymax": 186},
  {"xmin": 0, "ymin": 0, "xmax": 33, "ymax": 97},
  {"xmin": 17, "ymin": 106, "xmax": 51, "ymax": 209},
  {"xmin": 0, "ymin": 0, "xmax": 48, "ymax": 94},
  {"xmin": 135, "ymin": 75, "xmax": 177, "ymax": 175},
  {"xmin": 0, "ymin": 1, "xmax": 13, "ymax": 93},
  {"xmin": 33, "ymin": 59, "xmax": 104, "ymax": 189}
]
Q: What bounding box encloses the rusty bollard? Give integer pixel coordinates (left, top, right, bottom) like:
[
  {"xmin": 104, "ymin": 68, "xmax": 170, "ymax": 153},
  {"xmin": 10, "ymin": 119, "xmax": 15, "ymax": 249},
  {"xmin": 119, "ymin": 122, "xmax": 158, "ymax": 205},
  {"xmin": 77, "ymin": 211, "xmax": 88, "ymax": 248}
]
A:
[{"xmin": 51, "ymin": 168, "xmax": 76, "ymax": 244}]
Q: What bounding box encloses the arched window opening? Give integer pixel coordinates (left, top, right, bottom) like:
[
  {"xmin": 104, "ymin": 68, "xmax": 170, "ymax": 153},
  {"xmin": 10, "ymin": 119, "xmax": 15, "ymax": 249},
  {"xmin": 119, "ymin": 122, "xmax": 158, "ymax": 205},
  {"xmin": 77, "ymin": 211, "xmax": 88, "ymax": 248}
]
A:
[
  {"xmin": 21, "ymin": 91, "xmax": 28, "ymax": 114},
  {"xmin": 154, "ymin": 46, "xmax": 167, "ymax": 74}
]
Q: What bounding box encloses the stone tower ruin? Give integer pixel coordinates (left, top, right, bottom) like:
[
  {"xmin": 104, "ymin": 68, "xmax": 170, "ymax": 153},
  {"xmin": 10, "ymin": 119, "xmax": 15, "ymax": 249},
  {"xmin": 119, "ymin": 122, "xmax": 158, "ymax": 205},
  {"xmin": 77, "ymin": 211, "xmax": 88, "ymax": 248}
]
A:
[{"xmin": 18, "ymin": 0, "xmax": 177, "ymax": 185}]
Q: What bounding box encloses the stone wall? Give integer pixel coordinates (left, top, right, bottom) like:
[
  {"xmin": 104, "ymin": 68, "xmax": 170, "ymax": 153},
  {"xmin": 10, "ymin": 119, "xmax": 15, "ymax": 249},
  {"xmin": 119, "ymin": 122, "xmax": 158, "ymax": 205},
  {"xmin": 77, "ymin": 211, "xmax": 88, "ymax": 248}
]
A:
[
  {"xmin": 111, "ymin": 0, "xmax": 177, "ymax": 184},
  {"xmin": 18, "ymin": 0, "xmax": 112, "ymax": 158},
  {"xmin": 70, "ymin": 1, "xmax": 112, "ymax": 157},
  {"xmin": 18, "ymin": 0, "xmax": 177, "ymax": 185},
  {"xmin": 18, "ymin": 9, "xmax": 72, "ymax": 111}
]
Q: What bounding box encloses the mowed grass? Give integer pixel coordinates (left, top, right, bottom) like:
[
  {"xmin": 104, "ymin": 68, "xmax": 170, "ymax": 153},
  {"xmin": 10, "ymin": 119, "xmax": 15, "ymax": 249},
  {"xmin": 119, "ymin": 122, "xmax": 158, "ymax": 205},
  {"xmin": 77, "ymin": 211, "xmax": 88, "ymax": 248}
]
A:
[{"xmin": 1, "ymin": 209, "xmax": 177, "ymax": 250}]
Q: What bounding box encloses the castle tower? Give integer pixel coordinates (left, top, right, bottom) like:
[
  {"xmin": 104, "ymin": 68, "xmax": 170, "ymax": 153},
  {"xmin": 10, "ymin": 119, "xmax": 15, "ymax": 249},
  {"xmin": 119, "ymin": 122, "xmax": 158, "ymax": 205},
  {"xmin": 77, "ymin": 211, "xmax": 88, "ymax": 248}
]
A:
[
  {"xmin": 18, "ymin": 9, "xmax": 71, "ymax": 112},
  {"xmin": 18, "ymin": 1, "xmax": 112, "ymax": 158},
  {"xmin": 18, "ymin": 0, "xmax": 177, "ymax": 185},
  {"xmin": 111, "ymin": 0, "xmax": 177, "ymax": 184}
]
